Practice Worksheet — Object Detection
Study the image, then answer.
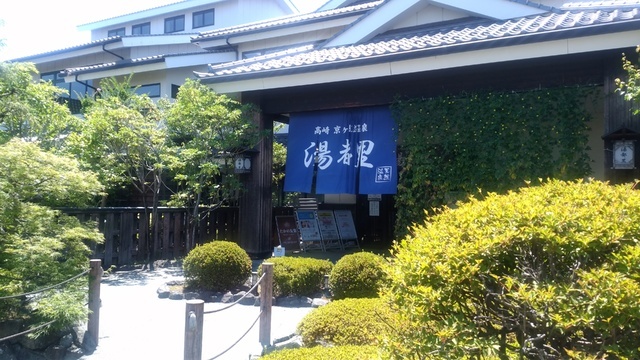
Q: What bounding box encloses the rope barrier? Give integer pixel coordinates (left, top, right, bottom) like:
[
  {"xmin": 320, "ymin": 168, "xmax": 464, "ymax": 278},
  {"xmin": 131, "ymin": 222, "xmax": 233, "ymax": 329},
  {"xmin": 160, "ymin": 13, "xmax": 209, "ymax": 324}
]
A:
[
  {"xmin": 0, "ymin": 320, "xmax": 56, "ymax": 343},
  {"xmin": 206, "ymin": 310, "xmax": 262, "ymax": 360},
  {"xmin": 203, "ymin": 273, "xmax": 265, "ymax": 315},
  {"xmin": 0, "ymin": 268, "xmax": 91, "ymax": 300}
]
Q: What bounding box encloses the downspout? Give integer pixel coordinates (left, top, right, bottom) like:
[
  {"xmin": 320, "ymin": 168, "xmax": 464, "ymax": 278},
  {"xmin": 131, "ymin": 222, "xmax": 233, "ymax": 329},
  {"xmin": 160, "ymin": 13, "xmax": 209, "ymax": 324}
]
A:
[
  {"xmin": 102, "ymin": 43, "xmax": 124, "ymax": 60},
  {"xmin": 226, "ymin": 37, "xmax": 239, "ymax": 60},
  {"xmin": 74, "ymin": 75, "xmax": 99, "ymax": 93}
]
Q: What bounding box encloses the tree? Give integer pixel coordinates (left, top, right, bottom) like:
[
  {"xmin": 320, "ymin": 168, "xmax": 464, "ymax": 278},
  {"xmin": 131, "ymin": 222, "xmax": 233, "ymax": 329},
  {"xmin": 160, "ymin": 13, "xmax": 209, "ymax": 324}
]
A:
[
  {"xmin": 165, "ymin": 79, "xmax": 261, "ymax": 248},
  {"xmin": 67, "ymin": 76, "xmax": 169, "ymax": 265},
  {"xmin": 0, "ymin": 61, "xmax": 80, "ymax": 149},
  {"xmin": 0, "ymin": 139, "xmax": 104, "ymax": 335},
  {"xmin": 616, "ymin": 45, "xmax": 640, "ymax": 112}
]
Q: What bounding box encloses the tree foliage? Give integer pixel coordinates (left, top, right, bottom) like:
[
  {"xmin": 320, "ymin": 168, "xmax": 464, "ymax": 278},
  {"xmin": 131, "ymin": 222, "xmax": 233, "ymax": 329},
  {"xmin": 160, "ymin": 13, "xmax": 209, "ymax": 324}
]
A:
[
  {"xmin": 68, "ymin": 76, "xmax": 169, "ymax": 198},
  {"xmin": 382, "ymin": 179, "xmax": 640, "ymax": 359},
  {"xmin": 616, "ymin": 46, "xmax": 640, "ymax": 114},
  {"xmin": 0, "ymin": 62, "xmax": 79, "ymax": 149},
  {"xmin": 0, "ymin": 139, "xmax": 104, "ymax": 335},
  {"xmin": 165, "ymin": 78, "xmax": 261, "ymax": 247}
]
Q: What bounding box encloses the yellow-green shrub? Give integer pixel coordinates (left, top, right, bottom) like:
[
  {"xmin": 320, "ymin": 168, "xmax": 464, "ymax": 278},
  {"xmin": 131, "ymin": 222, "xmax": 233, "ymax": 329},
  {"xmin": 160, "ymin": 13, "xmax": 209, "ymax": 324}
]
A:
[
  {"xmin": 260, "ymin": 345, "xmax": 380, "ymax": 360},
  {"xmin": 382, "ymin": 179, "xmax": 640, "ymax": 359},
  {"xmin": 183, "ymin": 240, "xmax": 251, "ymax": 291},
  {"xmin": 297, "ymin": 298, "xmax": 396, "ymax": 347},
  {"xmin": 329, "ymin": 252, "xmax": 387, "ymax": 299},
  {"xmin": 260, "ymin": 257, "xmax": 333, "ymax": 297}
]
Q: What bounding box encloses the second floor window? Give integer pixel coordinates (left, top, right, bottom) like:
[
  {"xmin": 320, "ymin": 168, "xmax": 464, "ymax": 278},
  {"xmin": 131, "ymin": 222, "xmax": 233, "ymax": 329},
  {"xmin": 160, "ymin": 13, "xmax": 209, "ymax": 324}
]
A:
[
  {"xmin": 108, "ymin": 28, "xmax": 125, "ymax": 37},
  {"xmin": 165, "ymin": 15, "xmax": 185, "ymax": 33},
  {"xmin": 193, "ymin": 9, "xmax": 214, "ymax": 28},
  {"xmin": 132, "ymin": 22, "xmax": 151, "ymax": 35}
]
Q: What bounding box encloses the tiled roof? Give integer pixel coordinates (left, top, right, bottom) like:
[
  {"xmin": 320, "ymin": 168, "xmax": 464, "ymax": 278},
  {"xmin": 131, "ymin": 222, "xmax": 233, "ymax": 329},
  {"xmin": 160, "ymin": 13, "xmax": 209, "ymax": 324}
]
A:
[
  {"xmin": 62, "ymin": 50, "xmax": 232, "ymax": 76},
  {"xmin": 195, "ymin": 7, "xmax": 640, "ymax": 82},
  {"xmin": 562, "ymin": 0, "xmax": 640, "ymax": 8},
  {"xmin": 10, "ymin": 37, "xmax": 123, "ymax": 61},
  {"xmin": 10, "ymin": 33, "xmax": 200, "ymax": 62},
  {"xmin": 192, "ymin": 1, "xmax": 382, "ymax": 41}
]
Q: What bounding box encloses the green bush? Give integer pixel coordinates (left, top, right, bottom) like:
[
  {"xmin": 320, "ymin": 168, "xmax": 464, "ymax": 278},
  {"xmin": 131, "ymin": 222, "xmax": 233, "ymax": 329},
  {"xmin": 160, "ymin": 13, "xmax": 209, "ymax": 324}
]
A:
[
  {"xmin": 329, "ymin": 252, "xmax": 387, "ymax": 299},
  {"xmin": 382, "ymin": 179, "xmax": 640, "ymax": 359},
  {"xmin": 183, "ymin": 241, "xmax": 251, "ymax": 291},
  {"xmin": 297, "ymin": 298, "xmax": 396, "ymax": 347},
  {"xmin": 260, "ymin": 345, "xmax": 380, "ymax": 360},
  {"xmin": 260, "ymin": 257, "xmax": 333, "ymax": 297}
]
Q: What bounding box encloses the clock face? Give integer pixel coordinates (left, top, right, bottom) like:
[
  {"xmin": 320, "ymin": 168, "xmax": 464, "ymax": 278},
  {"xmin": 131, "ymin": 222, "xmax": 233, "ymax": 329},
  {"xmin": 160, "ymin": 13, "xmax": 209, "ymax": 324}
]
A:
[{"xmin": 613, "ymin": 141, "xmax": 635, "ymax": 169}]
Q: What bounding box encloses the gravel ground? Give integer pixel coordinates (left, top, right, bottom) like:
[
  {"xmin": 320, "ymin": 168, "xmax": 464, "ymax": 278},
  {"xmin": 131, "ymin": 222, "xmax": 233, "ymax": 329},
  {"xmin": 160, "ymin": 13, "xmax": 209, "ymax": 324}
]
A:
[{"xmin": 79, "ymin": 266, "xmax": 313, "ymax": 360}]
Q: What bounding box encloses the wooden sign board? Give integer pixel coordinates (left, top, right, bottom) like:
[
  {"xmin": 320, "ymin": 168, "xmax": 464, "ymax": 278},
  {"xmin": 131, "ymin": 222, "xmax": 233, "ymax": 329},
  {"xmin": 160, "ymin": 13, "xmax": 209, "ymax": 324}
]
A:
[{"xmin": 275, "ymin": 215, "xmax": 301, "ymax": 251}]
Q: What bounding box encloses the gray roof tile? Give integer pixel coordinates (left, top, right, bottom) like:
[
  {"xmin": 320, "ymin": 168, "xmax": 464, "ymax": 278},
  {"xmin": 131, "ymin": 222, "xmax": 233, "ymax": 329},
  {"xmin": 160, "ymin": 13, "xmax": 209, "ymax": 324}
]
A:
[{"xmin": 196, "ymin": 7, "xmax": 640, "ymax": 81}]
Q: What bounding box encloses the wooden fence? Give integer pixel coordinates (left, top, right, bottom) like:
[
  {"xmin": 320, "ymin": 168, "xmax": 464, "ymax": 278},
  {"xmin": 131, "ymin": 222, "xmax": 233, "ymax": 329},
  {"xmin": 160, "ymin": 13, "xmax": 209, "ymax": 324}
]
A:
[{"xmin": 62, "ymin": 207, "xmax": 239, "ymax": 268}]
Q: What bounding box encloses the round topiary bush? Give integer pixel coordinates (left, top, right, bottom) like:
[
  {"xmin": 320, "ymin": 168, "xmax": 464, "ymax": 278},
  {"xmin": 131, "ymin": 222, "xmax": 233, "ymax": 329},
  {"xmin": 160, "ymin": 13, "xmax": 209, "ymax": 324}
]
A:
[
  {"xmin": 183, "ymin": 240, "xmax": 252, "ymax": 291},
  {"xmin": 329, "ymin": 251, "xmax": 387, "ymax": 299},
  {"xmin": 297, "ymin": 297, "xmax": 397, "ymax": 347},
  {"xmin": 383, "ymin": 179, "xmax": 640, "ymax": 359},
  {"xmin": 259, "ymin": 257, "xmax": 333, "ymax": 297}
]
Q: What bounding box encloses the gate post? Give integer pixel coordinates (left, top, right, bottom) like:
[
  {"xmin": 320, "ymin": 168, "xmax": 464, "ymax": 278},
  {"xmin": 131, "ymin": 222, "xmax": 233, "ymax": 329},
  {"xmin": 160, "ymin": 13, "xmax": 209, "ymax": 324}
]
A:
[
  {"xmin": 259, "ymin": 263, "xmax": 273, "ymax": 347},
  {"xmin": 87, "ymin": 259, "xmax": 102, "ymax": 348},
  {"xmin": 184, "ymin": 299, "xmax": 204, "ymax": 360}
]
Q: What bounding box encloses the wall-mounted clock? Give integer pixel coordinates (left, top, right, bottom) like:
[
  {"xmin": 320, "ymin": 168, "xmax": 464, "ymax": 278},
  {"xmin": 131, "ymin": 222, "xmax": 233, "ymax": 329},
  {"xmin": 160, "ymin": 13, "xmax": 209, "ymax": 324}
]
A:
[{"xmin": 613, "ymin": 140, "xmax": 635, "ymax": 169}]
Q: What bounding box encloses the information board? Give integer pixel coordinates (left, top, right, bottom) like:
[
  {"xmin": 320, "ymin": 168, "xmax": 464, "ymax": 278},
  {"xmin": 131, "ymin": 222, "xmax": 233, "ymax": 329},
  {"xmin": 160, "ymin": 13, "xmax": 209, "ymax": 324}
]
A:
[
  {"xmin": 316, "ymin": 210, "xmax": 342, "ymax": 250},
  {"xmin": 275, "ymin": 215, "xmax": 301, "ymax": 251},
  {"xmin": 316, "ymin": 210, "xmax": 340, "ymax": 240},
  {"xmin": 334, "ymin": 210, "xmax": 358, "ymax": 240},
  {"xmin": 295, "ymin": 210, "xmax": 322, "ymax": 241}
]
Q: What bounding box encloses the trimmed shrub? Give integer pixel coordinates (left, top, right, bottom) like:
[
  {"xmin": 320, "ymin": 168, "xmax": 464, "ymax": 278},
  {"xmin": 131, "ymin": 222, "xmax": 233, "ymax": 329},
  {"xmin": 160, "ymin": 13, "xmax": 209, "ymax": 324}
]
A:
[
  {"xmin": 260, "ymin": 345, "xmax": 380, "ymax": 360},
  {"xmin": 297, "ymin": 298, "xmax": 396, "ymax": 347},
  {"xmin": 382, "ymin": 179, "xmax": 640, "ymax": 359},
  {"xmin": 260, "ymin": 257, "xmax": 333, "ymax": 297},
  {"xmin": 329, "ymin": 252, "xmax": 387, "ymax": 299},
  {"xmin": 183, "ymin": 241, "xmax": 251, "ymax": 291}
]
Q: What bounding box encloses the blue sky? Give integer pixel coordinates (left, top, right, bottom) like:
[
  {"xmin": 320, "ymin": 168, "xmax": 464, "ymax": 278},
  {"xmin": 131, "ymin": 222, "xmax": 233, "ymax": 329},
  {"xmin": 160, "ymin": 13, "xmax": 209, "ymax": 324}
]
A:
[{"xmin": 0, "ymin": 0, "xmax": 324, "ymax": 61}]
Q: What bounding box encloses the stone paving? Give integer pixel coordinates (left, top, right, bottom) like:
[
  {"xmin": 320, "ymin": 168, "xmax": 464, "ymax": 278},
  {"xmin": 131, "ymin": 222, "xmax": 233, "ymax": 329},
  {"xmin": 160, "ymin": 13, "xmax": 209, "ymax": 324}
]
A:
[{"xmin": 79, "ymin": 267, "xmax": 313, "ymax": 360}]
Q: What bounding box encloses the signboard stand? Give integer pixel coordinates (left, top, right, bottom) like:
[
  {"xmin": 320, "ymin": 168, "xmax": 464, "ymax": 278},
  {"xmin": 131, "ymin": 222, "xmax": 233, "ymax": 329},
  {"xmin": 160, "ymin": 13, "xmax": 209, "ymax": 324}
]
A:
[
  {"xmin": 334, "ymin": 210, "xmax": 360, "ymax": 250},
  {"xmin": 275, "ymin": 216, "xmax": 301, "ymax": 252},
  {"xmin": 316, "ymin": 210, "xmax": 343, "ymax": 250},
  {"xmin": 294, "ymin": 210, "xmax": 324, "ymax": 252}
]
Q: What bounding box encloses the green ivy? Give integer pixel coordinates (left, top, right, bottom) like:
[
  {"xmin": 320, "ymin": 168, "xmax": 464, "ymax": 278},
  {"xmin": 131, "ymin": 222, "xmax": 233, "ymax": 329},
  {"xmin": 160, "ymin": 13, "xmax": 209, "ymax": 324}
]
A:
[{"xmin": 392, "ymin": 87, "xmax": 595, "ymax": 238}]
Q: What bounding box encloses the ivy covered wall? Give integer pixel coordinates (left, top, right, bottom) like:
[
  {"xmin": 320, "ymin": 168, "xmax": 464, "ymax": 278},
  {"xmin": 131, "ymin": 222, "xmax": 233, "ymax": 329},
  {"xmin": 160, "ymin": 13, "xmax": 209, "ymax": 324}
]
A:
[{"xmin": 392, "ymin": 86, "xmax": 596, "ymax": 238}]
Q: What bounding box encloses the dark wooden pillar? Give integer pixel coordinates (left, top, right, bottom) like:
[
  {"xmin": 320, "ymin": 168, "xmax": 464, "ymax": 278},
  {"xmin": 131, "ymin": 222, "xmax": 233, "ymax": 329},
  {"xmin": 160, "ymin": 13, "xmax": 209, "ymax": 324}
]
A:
[
  {"xmin": 238, "ymin": 111, "xmax": 273, "ymax": 258},
  {"xmin": 603, "ymin": 53, "xmax": 640, "ymax": 184}
]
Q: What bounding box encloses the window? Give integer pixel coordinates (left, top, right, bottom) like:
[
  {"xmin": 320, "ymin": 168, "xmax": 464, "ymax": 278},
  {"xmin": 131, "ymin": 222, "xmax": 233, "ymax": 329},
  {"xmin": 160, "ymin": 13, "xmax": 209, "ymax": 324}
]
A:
[
  {"xmin": 171, "ymin": 84, "xmax": 180, "ymax": 99},
  {"xmin": 132, "ymin": 22, "xmax": 151, "ymax": 35},
  {"xmin": 164, "ymin": 15, "xmax": 185, "ymax": 33},
  {"xmin": 41, "ymin": 72, "xmax": 92, "ymax": 114},
  {"xmin": 134, "ymin": 83, "xmax": 161, "ymax": 98},
  {"xmin": 108, "ymin": 27, "xmax": 125, "ymax": 37},
  {"xmin": 193, "ymin": 9, "xmax": 214, "ymax": 28}
]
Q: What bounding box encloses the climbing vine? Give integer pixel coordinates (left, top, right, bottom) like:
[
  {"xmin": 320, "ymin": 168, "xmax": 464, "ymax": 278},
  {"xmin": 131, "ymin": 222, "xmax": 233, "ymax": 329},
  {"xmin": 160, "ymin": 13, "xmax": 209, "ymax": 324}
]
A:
[{"xmin": 392, "ymin": 86, "xmax": 595, "ymax": 238}]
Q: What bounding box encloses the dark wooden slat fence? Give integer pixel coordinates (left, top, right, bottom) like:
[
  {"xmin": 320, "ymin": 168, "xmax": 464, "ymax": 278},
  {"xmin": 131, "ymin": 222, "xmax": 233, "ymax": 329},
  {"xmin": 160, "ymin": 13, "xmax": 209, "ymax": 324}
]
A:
[{"xmin": 61, "ymin": 207, "xmax": 239, "ymax": 268}]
